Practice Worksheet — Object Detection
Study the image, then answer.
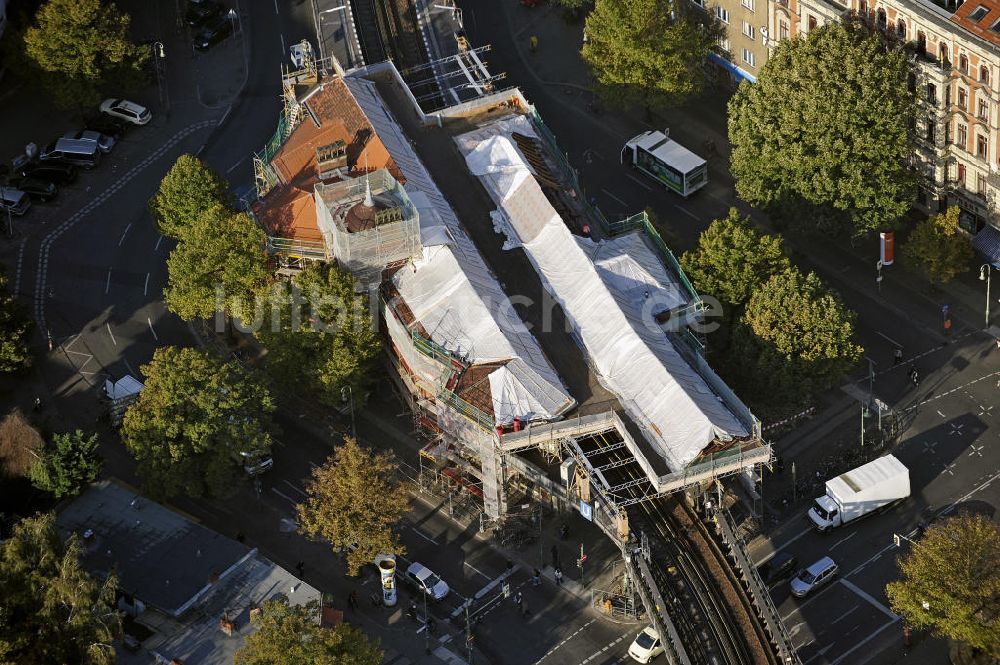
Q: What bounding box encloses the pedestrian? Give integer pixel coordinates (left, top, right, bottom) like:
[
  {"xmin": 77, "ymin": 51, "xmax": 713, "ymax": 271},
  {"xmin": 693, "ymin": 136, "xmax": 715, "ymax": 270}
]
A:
[
  {"xmin": 506, "ymin": 559, "xmax": 514, "ymax": 576},
  {"xmin": 532, "ymin": 568, "xmax": 541, "ymax": 586},
  {"xmin": 910, "ymin": 368, "xmax": 920, "ymax": 386},
  {"xmin": 529, "ymin": 35, "xmax": 538, "ymax": 52},
  {"xmin": 295, "ymin": 561, "xmax": 305, "ymax": 577},
  {"xmin": 33, "ymin": 397, "xmax": 41, "ymax": 411},
  {"xmin": 551, "ymin": 544, "xmax": 559, "ymax": 569},
  {"xmin": 559, "ymin": 523, "xmax": 569, "ymax": 540},
  {"xmin": 554, "ymin": 567, "xmax": 563, "ymax": 586},
  {"xmin": 893, "ymin": 348, "xmax": 902, "ymax": 365},
  {"xmin": 348, "ymin": 590, "xmax": 359, "ymax": 610},
  {"xmin": 515, "ymin": 591, "xmax": 523, "ymax": 613}
]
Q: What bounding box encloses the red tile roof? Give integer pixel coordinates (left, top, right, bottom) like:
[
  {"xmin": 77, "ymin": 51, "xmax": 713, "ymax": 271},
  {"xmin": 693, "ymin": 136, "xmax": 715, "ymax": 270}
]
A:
[
  {"xmin": 952, "ymin": 0, "xmax": 1000, "ymax": 47},
  {"xmin": 255, "ymin": 76, "xmax": 404, "ymax": 242}
]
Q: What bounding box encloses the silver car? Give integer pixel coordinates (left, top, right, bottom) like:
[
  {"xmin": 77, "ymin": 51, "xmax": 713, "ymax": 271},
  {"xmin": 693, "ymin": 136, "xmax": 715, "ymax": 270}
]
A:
[
  {"xmin": 790, "ymin": 556, "xmax": 838, "ymax": 598},
  {"xmin": 62, "ymin": 130, "xmax": 116, "ymax": 153},
  {"xmin": 404, "ymin": 562, "xmax": 450, "ymax": 600}
]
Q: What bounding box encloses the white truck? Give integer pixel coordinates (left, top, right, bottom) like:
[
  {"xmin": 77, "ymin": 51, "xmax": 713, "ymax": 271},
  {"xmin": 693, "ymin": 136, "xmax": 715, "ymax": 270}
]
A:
[{"xmin": 807, "ymin": 454, "xmax": 910, "ymax": 532}]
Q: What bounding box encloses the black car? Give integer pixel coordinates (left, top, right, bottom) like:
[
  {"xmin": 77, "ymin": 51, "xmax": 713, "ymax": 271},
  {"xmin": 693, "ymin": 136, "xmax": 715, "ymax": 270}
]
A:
[
  {"xmin": 83, "ymin": 114, "xmax": 128, "ymax": 140},
  {"xmin": 757, "ymin": 551, "xmax": 798, "ymax": 588},
  {"xmin": 4, "ymin": 176, "xmax": 57, "ymax": 202},
  {"xmin": 194, "ymin": 15, "xmax": 234, "ymax": 51},
  {"xmin": 186, "ymin": 0, "xmax": 225, "ymax": 27},
  {"xmin": 20, "ymin": 163, "xmax": 78, "ymax": 185}
]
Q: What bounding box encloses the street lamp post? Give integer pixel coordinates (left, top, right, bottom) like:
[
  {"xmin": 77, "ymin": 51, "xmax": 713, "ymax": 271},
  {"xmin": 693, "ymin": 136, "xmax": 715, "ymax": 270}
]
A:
[
  {"xmin": 152, "ymin": 42, "xmax": 169, "ymax": 112},
  {"xmin": 341, "ymin": 385, "xmax": 356, "ymax": 439},
  {"xmin": 980, "ymin": 263, "xmax": 993, "ymax": 328},
  {"xmin": 0, "ymin": 185, "xmax": 13, "ymax": 237}
]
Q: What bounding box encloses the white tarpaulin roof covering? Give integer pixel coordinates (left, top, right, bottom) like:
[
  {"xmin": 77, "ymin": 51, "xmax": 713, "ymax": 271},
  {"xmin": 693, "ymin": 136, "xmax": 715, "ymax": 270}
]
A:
[
  {"xmin": 457, "ymin": 115, "xmax": 749, "ymax": 471},
  {"xmin": 345, "ymin": 77, "xmax": 574, "ymax": 424},
  {"xmin": 104, "ymin": 375, "xmax": 143, "ymax": 401}
]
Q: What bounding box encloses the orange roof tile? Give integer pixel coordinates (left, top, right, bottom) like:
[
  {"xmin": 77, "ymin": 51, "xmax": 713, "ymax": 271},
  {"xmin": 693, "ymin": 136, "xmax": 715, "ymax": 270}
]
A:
[
  {"xmin": 952, "ymin": 0, "xmax": 1000, "ymax": 47},
  {"xmin": 256, "ymin": 76, "xmax": 404, "ymax": 242}
]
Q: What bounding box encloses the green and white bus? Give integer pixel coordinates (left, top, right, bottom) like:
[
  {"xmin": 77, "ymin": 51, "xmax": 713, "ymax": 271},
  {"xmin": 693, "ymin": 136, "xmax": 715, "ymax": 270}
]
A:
[{"xmin": 621, "ymin": 130, "xmax": 708, "ymax": 198}]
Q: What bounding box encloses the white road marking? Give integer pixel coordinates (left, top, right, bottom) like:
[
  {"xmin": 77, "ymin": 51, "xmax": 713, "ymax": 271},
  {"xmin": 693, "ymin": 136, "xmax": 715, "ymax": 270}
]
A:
[
  {"xmin": 840, "ymin": 578, "xmax": 899, "ymax": 620},
  {"xmin": 532, "ymin": 617, "xmax": 598, "ymax": 664},
  {"xmin": 875, "ymin": 330, "xmax": 902, "ymax": 348},
  {"xmin": 123, "ymin": 357, "xmax": 136, "ymax": 377},
  {"xmin": 147, "ymin": 317, "xmax": 159, "ymax": 340},
  {"xmin": 830, "ymin": 606, "xmax": 859, "ymax": 625},
  {"xmin": 624, "ymin": 172, "xmax": 654, "ymax": 190},
  {"xmin": 673, "ymin": 204, "xmax": 699, "ymax": 221},
  {"xmin": 270, "ymin": 487, "xmax": 298, "ymax": 506},
  {"xmin": 940, "ymin": 468, "xmax": 1000, "ymax": 516},
  {"xmin": 273, "ymin": 0, "xmax": 279, "ymax": 14},
  {"xmin": 755, "ymin": 525, "xmax": 813, "ymax": 565},
  {"xmin": 105, "ymin": 268, "xmax": 112, "ymax": 294},
  {"xmin": 463, "ymin": 561, "xmax": 491, "ymax": 581},
  {"xmin": 226, "ymin": 156, "xmax": 246, "ymax": 174},
  {"xmin": 936, "ymin": 410, "xmax": 946, "ymax": 418},
  {"xmin": 410, "ymin": 526, "xmax": 437, "ymax": 544},
  {"xmin": 846, "ymin": 543, "xmax": 895, "ymax": 577},
  {"xmin": 144, "ymin": 273, "xmax": 150, "ymax": 296},
  {"xmin": 155, "ymin": 234, "xmax": 164, "ymax": 251},
  {"xmin": 968, "ymin": 445, "xmax": 985, "ymax": 458},
  {"xmin": 280, "ymin": 32, "xmax": 286, "ymax": 54},
  {"xmin": 14, "ymin": 239, "xmax": 26, "ymax": 297},
  {"xmin": 831, "ymin": 618, "xmax": 900, "ymax": 665},
  {"xmin": 601, "ymin": 188, "xmax": 628, "ymax": 206},
  {"xmin": 283, "ymin": 480, "xmax": 308, "ymax": 497},
  {"xmin": 118, "ymin": 222, "xmax": 132, "ymax": 246},
  {"xmin": 106, "ymin": 323, "xmax": 117, "ymax": 346},
  {"xmin": 829, "ymin": 531, "xmax": 856, "ymax": 550}
]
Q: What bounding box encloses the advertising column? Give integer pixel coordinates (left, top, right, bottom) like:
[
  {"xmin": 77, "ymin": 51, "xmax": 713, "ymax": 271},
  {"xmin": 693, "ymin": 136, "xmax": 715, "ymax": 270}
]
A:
[{"xmin": 374, "ymin": 554, "xmax": 397, "ymax": 607}]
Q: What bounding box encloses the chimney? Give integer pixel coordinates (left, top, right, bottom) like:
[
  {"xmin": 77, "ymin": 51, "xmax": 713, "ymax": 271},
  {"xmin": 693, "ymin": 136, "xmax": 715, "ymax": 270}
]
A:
[{"xmin": 317, "ymin": 140, "xmax": 348, "ymax": 180}]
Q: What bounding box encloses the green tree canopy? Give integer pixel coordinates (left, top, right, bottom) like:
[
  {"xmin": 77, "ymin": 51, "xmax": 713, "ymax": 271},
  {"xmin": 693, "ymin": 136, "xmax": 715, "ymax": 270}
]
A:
[
  {"xmin": 164, "ymin": 205, "xmax": 270, "ymax": 323},
  {"xmin": 901, "ymin": 207, "xmax": 975, "ymax": 285},
  {"xmin": 256, "ymin": 264, "xmax": 381, "ymax": 407},
  {"xmin": 151, "ymin": 155, "xmax": 233, "ymax": 239},
  {"xmin": 681, "ymin": 208, "xmax": 791, "ymax": 309},
  {"xmin": 297, "ymin": 438, "xmax": 410, "ymax": 576},
  {"xmin": 121, "ymin": 346, "xmax": 276, "ymax": 499},
  {"xmin": 22, "ymin": 0, "xmax": 148, "ymax": 109},
  {"xmin": 30, "ymin": 430, "xmax": 102, "ymax": 499},
  {"xmin": 0, "ymin": 513, "xmax": 121, "ymax": 665},
  {"xmin": 732, "ymin": 267, "xmax": 863, "ymax": 403},
  {"xmin": 582, "ymin": 0, "xmax": 720, "ymax": 110},
  {"xmin": 728, "ymin": 21, "xmax": 916, "ymax": 235},
  {"xmin": 886, "ymin": 514, "xmax": 1000, "ymax": 658},
  {"xmin": 0, "ymin": 270, "xmax": 32, "ymax": 374},
  {"xmin": 235, "ymin": 598, "xmax": 382, "ymax": 665}
]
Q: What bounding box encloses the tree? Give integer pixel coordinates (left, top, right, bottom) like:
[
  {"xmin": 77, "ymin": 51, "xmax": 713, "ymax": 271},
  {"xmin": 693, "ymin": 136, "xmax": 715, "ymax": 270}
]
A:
[
  {"xmin": 235, "ymin": 598, "xmax": 381, "ymax": 665},
  {"xmin": 582, "ymin": 0, "xmax": 720, "ymax": 111},
  {"xmin": 30, "ymin": 430, "xmax": 102, "ymax": 499},
  {"xmin": 164, "ymin": 205, "xmax": 270, "ymax": 324},
  {"xmin": 902, "ymin": 207, "xmax": 975, "ymax": 285},
  {"xmin": 681, "ymin": 208, "xmax": 791, "ymax": 309},
  {"xmin": 729, "ymin": 21, "xmax": 916, "ymax": 235},
  {"xmin": 733, "ymin": 267, "xmax": 863, "ymax": 401},
  {"xmin": 0, "ymin": 513, "xmax": 121, "ymax": 665},
  {"xmin": 256, "ymin": 264, "xmax": 382, "ymax": 406},
  {"xmin": 0, "ymin": 270, "xmax": 32, "ymax": 374},
  {"xmin": 121, "ymin": 346, "xmax": 275, "ymax": 499},
  {"xmin": 22, "ymin": 0, "xmax": 148, "ymax": 109},
  {"xmin": 0, "ymin": 410, "xmax": 44, "ymax": 480},
  {"xmin": 151, "ymin": 155, "xmax": 233, "ymax": 240},
  {"xmin": 886, "ymin": 514, "xmax": 1000, "ymax": 658},
  {"xmin": 297, "ymin": 438, "xmax": 410, "ymax": 576}
]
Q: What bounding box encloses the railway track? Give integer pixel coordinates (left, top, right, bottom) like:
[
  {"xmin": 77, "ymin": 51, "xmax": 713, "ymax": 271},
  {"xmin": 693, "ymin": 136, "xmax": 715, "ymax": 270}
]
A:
[
  {"xmin": 372, "ymin": 0, "xmax": 442, "ymax": 107},
  {"xmin": 350, "ymin": 0, "xmax": 387, "ymax": 64},
  {"xmin": 582, "ymin": 434, "xmax": 779, "ymax": 665}
]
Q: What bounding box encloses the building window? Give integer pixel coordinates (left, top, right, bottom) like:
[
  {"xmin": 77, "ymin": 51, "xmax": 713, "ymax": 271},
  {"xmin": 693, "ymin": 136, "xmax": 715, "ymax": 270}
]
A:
[
  {"xmin": 940, "ymin": 43, "xmax": 949, "ymax": 64},
  {"xmin": 742, "ymin": 0, "xmax": 754, "ymax": 10},
  {"xmin": 917, "ymin": 31, "xmax": 926, "ymax": 54},
  {"xmin": 960, "ymin": 54, "xmax": 969, "ymax": 75},
  {"xmin": 927, "ymin": 83, "xmax": 938, "ymax": 105},
  {"xmin": 717, "ymin": 6, "xmax": 730, "ymax": 23},
  {"xmin": 958, "ymin": 163, "xmax": 967, "ymax": 184},
  {"xmin": 908, "ymin": 72, "xmax": 917, "ymax": 93},
  {"xmin": 970, "ymin": 4, "xmax": 991, "ymax": 21},
  {"xmin": 743, "ymin": 49, "xmax": 757, "ymax": 67},
  {"xmin": 743, "ymin": 21, "xmax": 755, "ymax": 39},
  {"xmin": 808, "ymin": 15, "xmax": 818, "ymax": 30},
  {"xmin": 958, "ymin": 122, "xmax": 968, "ymax": 148},
  {"xmin": 859, "ymin": 0, "xmax": 868, "ymax": 16},
  {"xmin": 978, "ymin": 134, "xmax": 989, "ymax": 159},
  {"xmin": 779, "ymin": 20, "xmax": 789, "ymax": 40},
  {"xmin": 897, "ymin": 19, "xmax": 906, "ymax": 39},
  {"xmin": 959, "ymin": 87, "xmax": 968, "ymax": 109},
  {"xmin": 877, "ymin": 8, "xmax": 887, "ymax": 30},
  {"xmin": 926, "ymin": 120, "xmax": 935, "ymax": 142},
  {"xmin": 719, "ymin": 37, "xmax": 730, "ymax": 53},
  {"xmin": 981, "ymin": 65, "xmax": 991, "ymax": 85},
  {"xmin": 978, "ymin": 171, "xmax": 988, "ymax": 194},
  {"xmin": 979, "ymin": 98, "xmax": 990, "ymax": 120}
]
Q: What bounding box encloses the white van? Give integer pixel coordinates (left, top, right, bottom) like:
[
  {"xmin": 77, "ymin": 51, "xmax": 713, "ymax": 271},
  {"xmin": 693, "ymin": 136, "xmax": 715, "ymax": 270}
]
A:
[{"xmin": 40, "ymin": 138, "xmax": 101, "ymax": 169}]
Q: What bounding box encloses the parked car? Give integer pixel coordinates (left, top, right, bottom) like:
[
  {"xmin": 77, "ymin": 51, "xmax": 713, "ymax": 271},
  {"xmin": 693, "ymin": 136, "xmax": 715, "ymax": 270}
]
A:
[
  {"xmin": 790, "ymin": 556, "xmax": 838, "ymax": 598},
  {"xmin": 20, "ymin": 163, "xmax": 78, "ymax": 185},
  {"xmin": 186, "ymin": 0, "xmax": 224, "ymax": 26},
  {"xmin": 62, "ymin": 129, "xmax": 116, "ymax": 153},
  {"xmin": 40, "ymin": 138, "xmax": 101, "ymax": 169},
  {"xmin": 84, "ymin": 114, "xmax": 128, "ymax": 140},
  {"xmin": 4, "ymin": 176, "xmax": 57, "ymax": 202},
  {"xmin": 627, "ymin": 625, "xmax": 665, "ymax": 663},
  {"xmin": 403, "ymin": 562, "xmax": 449, "ymax": 600},
  {"xmin": 241, "ymin": 452, "xmax": 273, "ymax": 477},
  {"xmin": 0, "ymin": 188, "xmax": 31, "ymax": 216},
  {"xmin": 99, "ymin": 98, "xmax": 151, "ymax": 126},
  {"xmin": 194, "ymin": 15, "xmax": 234, "ymax": 51},
  {"xmin": 756, "ymin": 551, "xmax": 798, "ymax": 588}
]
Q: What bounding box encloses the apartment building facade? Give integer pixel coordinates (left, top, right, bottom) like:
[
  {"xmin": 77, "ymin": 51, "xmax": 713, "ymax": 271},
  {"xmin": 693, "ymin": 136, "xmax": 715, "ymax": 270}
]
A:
[
  {"xmin": 772, "ymin": 0, "xmax": 1000, "ymax": 237},
  {"xmin": 710, "ymin": 0, "xmax": 772, "ymax": 84}
]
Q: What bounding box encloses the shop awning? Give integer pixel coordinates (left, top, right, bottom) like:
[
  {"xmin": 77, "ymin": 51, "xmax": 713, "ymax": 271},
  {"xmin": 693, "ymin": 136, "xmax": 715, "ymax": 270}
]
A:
[
  {"xmin": 973, "ymin": 224, "xmax": 1000, "ymax": 268},
  {"xmin": 708, "ymin": 52, "xmax": 758, "ymax": 84}
]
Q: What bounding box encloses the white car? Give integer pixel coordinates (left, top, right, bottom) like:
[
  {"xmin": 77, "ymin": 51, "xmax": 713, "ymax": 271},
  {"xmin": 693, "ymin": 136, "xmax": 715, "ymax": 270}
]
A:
[
  {"xmin": 99, "ymin": 98, "xmax": 151, "ymax": 126},
  {"xmin": 404, "ymin": 562, "xmax": 449, "ymax": 600},
  {"xmin": 628, "ymin": 625, "xmax": 665, "ymax": 663}
]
